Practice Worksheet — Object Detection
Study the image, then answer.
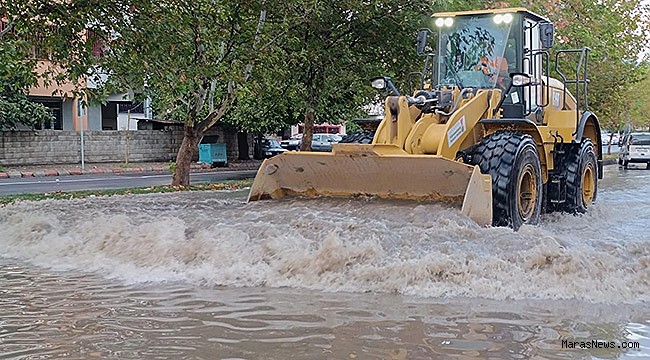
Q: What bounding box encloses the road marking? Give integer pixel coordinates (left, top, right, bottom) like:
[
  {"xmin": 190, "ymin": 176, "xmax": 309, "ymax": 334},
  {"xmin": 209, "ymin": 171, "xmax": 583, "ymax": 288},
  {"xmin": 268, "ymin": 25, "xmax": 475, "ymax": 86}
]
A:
[
  {"xmin": 0, "ymin": 177, "xmax": 129, "ymax": 186},
  {"xmin": 0, "ymin": 171, "xmax": 255, "ymax": 187}
]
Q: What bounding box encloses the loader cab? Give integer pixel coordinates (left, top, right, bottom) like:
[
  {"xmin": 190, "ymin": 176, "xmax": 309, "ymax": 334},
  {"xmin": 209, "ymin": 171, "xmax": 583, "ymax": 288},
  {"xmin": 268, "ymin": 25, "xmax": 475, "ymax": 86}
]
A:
[{"xmin": 433, "ymin": 8, "xmax": 553, "ymax": 119}]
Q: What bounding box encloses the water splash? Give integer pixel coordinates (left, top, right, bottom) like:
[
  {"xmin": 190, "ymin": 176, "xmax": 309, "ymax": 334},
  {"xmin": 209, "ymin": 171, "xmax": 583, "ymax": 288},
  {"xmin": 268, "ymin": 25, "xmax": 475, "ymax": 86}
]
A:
[{"xmin": 1, "ymin": 182, "xmax": 648, "ymax": 305}]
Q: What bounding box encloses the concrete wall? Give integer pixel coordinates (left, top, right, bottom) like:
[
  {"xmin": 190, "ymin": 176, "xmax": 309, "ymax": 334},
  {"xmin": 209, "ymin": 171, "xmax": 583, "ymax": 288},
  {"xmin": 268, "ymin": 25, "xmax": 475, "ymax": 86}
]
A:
[{"xmin": 0, "ymin": 127, "xmax": 253, "ymax": 166}]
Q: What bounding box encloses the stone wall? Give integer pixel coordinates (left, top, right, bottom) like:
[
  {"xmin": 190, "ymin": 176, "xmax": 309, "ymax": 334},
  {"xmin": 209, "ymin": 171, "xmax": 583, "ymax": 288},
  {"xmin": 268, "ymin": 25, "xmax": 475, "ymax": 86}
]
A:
[{"xmin": 0, "ymin": 127, "xmax": 253, "ymax": 166}]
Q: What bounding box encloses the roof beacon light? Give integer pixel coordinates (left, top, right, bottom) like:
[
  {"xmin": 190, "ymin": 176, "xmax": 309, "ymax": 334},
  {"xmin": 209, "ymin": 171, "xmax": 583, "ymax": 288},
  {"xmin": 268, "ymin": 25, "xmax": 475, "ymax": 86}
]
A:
[
  {"xmin": 444, "ymin": 17, "xmax": 454, "ymax": 27},
  {"xmin": 435, "ymin": 18, "xmax": 445, "ymax": 27}
]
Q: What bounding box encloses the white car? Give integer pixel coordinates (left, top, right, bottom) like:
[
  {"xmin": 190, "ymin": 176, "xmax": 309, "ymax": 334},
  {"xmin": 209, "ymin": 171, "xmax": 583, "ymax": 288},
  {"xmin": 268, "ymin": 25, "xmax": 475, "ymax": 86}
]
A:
[
  {"xmin": 280, "ymin": 134, "xmax": 302, "ymax": 150},
  {"xmin": 309, "ymin": 133, "xmax": 342, "ymax": 152},
  {"xmin": 619, "ymin": 132, "xmax": 650, "ymax": 169}
]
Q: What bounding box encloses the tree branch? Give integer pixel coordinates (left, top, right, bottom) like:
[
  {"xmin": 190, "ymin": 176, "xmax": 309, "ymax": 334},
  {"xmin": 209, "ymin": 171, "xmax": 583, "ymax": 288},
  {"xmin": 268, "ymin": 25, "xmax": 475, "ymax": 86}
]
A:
[
  {"xmin": 196, "ymin": 2, "xmax": 267, "ymax": 133},
  {"xmin": 197, "ymin": 80, "xmax": 236, "ymax": 133},
  {"xmin": 0, "ymin": 20, "xmax": 14, "ymax": 38}
]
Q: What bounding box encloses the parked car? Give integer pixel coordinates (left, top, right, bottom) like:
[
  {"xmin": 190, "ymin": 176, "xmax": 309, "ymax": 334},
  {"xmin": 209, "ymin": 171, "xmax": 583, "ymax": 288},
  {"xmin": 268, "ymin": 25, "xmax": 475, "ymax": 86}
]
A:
[
  {"xmin": 254, "ymin": 138, "xmax": 287, "ymax": 159},
  {"xmin": 280, "ymin": 134, "xmax": 302, "ymax": 150},
  {"xmin": 307, "ymin": 133, "xmax": 343, "ymax": 152},
  {"xmin": 619, "ymin": 132, "xmax": 650, "ymax": 169}
]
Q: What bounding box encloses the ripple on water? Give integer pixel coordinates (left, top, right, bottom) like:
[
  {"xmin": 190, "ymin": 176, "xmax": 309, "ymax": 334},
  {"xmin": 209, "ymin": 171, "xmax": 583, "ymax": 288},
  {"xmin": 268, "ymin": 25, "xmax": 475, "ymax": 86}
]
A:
[{"xmin": 0, "ymin": 263, "xmax": 648, "ymax": 359}]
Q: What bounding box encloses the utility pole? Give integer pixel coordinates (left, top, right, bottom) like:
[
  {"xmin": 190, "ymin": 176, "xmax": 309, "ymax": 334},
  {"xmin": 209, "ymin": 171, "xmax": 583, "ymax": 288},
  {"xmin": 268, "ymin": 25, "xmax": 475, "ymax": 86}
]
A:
[
  {"xmin": 125, "ymin": 109, "xmax": 131, "ymax": 164},
  {"xmin": 80, "ymin": 111, "xmax": 85, "ymax": 170}
]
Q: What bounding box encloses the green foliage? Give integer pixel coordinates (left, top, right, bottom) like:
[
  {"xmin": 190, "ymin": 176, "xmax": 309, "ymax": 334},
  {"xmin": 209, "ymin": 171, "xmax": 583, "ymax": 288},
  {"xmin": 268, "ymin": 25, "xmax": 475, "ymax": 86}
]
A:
[
  {"xmin": 98, "ymin": 0, "xmax": 270, "ymax": 129},
  {"xmin": 0, "ymin": 31, "xmax": 50, "ymax": 129},
  {"xmin": 0, "ymin": 180, "xmax": 254, "ymax": 207},
  {"xmin": 0, "ymin": 94, "xmax": 51, "ymax": 130},
  {"xmin": 512, "ymin": 0, "xmax": 650, "ymax": 130},
  {"xmin": 2, "ymin": 1, "xmax": 130, "ymax": 129},
  {"xmin": 628, "ymin": 62, "xmax": 650, "ymax": 130},
  {"xmin": 4, "ymin": 0, "xmax": 649, "ymax": 141},
  {"xmin": 345, "ymin": 120, "xmax": 363, "ymax": 133},
  {"xmin": 226, "ymin": 1, "xmax": 439, "ymax": 137},
  {"xmin": 168, "ymin": 161, "xmax": 177, "ymax": 174}
]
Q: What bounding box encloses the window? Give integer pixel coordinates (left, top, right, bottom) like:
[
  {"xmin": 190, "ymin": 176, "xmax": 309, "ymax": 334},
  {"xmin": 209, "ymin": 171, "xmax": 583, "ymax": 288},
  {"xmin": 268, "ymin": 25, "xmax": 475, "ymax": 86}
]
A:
[
  {"xmin": 87, "ymin": 30, "xmax": 106, "ymax": 58},
  {"xmin": 31, "ymin": 99, "xmax": 63, "ymax": 130},
  {"xmin": 438, "ymin": 15, "xmax": 514, "ymax": 89},
  {"xmin": 631, "ymin": 135, "xmax": 650, "ymax": 146},
  {"xmin": 28, "ymin": 25, "xmax": 59, "ymax": 60}
]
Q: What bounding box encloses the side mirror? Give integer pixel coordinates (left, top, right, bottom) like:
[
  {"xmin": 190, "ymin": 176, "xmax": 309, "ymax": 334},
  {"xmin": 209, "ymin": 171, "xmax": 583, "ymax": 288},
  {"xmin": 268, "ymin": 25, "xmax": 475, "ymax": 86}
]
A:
[
  {"xmin": 371, "ymin": 77, "xmax": 387, "ymax": 90},
  {"xmin": 540, "ymin": 22, "xmax": 555, "ymax": 49},
  {"xmin": 416, "ymin": 29, "xmax": 429, "ymax": 56}
]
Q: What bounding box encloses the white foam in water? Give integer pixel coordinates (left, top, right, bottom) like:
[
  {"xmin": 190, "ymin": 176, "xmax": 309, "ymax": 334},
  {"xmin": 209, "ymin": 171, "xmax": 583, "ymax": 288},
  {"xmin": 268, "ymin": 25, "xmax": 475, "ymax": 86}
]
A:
[{"xmin": 0, "ymin": 189, "xmax": 648, "ymax": 304}]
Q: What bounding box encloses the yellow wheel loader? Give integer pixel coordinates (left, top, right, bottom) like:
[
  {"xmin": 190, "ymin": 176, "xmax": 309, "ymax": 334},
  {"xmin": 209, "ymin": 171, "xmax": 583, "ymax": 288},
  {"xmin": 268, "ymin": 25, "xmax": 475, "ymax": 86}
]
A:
[{"xmin": 248, "ymin": 8, "xmax": 602, "ymax": 230}]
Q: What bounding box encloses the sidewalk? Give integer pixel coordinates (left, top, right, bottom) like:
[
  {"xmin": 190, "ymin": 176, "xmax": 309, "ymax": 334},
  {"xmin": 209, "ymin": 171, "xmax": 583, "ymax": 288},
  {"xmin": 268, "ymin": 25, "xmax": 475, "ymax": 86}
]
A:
[{"xmin": 0, "ymin": 160, "xmax": 262, "ymax": 179}]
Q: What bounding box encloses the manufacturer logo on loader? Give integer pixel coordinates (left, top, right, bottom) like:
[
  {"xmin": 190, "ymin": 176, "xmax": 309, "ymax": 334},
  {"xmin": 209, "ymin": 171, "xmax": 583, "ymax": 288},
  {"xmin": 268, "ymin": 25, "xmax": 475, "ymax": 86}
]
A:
[{"xmin": 447, "ymin": 116, "xmax": 467, "ymax": 147}]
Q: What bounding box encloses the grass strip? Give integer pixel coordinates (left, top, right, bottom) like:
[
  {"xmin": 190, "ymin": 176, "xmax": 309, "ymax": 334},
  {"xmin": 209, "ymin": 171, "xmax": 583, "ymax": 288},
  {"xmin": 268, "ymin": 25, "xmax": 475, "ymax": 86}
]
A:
[{"xmin": 0, "ymin": 179, "xmax": 253, "ymax": 206}]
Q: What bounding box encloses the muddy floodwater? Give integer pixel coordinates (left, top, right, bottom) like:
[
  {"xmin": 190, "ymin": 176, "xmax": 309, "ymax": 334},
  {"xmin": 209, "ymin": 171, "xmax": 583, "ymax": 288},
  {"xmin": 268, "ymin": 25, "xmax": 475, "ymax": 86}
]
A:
[{"xmin": 0, "ymin": 165, "xmax": 649, "ymax": 359}]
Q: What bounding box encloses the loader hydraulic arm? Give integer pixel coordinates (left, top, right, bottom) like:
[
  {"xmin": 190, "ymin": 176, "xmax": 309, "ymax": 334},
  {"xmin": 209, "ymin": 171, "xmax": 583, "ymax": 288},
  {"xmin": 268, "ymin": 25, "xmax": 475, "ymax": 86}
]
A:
[{"xmin": 373, "ymin": 88, "xmax": 502, "ymax": 159}]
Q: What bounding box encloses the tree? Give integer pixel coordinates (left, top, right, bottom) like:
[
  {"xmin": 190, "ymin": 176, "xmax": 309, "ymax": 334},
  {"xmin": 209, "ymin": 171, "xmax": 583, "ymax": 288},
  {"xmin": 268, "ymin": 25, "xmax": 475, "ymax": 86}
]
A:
[
  {"xmin": 628, "ymin": 63, "xmax": 650, "ymax": 130},
  {"xmin": 2, "ymin": 0, "xmax": 132, "ymax": 129},
  {"xmin": 258, "ymin": 2, "xmax": 435, "ymax": 151},
  {"xmin": 0, "ymin": 36, "xmax": 51, "ymax": 129},
  {"xmin": 514, "ymin": 0, "xmax": 650, "ymax": 131},
  {"xmin": 95, "ymin": 0, "xmax": 272, "ymax": 185}
]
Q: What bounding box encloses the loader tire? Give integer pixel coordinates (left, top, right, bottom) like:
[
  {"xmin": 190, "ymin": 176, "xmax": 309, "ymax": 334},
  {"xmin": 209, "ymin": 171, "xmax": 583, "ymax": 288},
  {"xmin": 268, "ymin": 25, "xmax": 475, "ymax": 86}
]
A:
[
  {"xmin": 562, "ymin": 139, "xmax": 598, "ymax": 213},
  {"xmin": 468, "ymin": 131, "xmax": 543, "ymax": 230},
  {"xmin": 340, "ymin": 130, "xmax": 375, "ymax": 144}
]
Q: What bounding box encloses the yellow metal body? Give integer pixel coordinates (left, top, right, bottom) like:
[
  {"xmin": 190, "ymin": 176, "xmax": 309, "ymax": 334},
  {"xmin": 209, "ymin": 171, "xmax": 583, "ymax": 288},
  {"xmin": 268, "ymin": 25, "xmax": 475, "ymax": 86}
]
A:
[
  {"xmin": 247, "ymin": 77, "xmax": 597, "ymax": 225},
  {"xmin": 248, "ymin": 145, "xmax": 493, "ymax": 226},
  {"xmin": 247, "ymin": 8, "xmax": 600, "ymax": 226}
]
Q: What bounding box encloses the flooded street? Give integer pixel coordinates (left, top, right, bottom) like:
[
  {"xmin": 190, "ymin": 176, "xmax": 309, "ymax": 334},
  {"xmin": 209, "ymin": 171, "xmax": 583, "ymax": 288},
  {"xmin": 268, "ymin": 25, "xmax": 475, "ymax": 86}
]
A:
[{"xmin": 1, "ymin": 165, "xmax": 649, "ymax": 359}]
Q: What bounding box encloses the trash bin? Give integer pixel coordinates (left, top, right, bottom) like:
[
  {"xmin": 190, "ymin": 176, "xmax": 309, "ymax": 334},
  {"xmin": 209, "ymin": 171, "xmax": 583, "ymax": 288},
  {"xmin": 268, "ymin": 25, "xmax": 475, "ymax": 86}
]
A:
[{"xmin": 199, "ymin": 143, "xmax": 228, "ymax": 167}]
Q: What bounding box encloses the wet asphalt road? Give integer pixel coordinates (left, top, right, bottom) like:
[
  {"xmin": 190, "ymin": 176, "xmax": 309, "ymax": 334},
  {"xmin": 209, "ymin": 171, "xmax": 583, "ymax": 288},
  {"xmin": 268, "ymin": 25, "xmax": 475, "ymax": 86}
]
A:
[{"xmin": 0, "ymin": 170, "xmax": 258, "ymax": 195}]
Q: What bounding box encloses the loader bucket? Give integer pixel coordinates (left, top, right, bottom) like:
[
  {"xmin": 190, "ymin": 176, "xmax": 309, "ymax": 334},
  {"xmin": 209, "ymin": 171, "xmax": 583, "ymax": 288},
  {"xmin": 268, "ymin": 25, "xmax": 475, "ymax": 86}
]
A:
[{"xmin": 247, "ymin": 144, "xmax": 493, "ymax": 226}]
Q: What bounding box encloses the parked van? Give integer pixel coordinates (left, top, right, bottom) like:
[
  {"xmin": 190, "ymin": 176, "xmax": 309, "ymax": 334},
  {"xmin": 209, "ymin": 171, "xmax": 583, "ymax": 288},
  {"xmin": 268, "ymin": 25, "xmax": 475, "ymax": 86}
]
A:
[{"xmin": 619, "ymin": 132, "xmax": 650, "ymax": 169}]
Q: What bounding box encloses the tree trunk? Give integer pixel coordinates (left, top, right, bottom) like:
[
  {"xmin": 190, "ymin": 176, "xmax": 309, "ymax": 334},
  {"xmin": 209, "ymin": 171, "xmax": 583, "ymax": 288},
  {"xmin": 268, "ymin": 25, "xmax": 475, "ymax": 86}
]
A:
[
  {"xmin": 238, "ymin": 131, "xmax": 250, "ymax": 160},
  {"xmin": 300, "ymin": 68, "xmax": 320, "ymax": 152},
  {"xmin": 300, "ymin": 107, "xmax": 315, "ymax": 151},
  {"xmin": 172, "ymin": 125, "xmax": 201, "ymax": 186}
]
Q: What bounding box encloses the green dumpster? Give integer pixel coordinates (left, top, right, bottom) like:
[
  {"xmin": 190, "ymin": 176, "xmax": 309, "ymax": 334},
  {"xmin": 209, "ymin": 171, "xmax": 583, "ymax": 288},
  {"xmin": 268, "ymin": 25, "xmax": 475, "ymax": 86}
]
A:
[{"xmin": 199, "ymin": 143, "xmax": 228, "ymax": 167}]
